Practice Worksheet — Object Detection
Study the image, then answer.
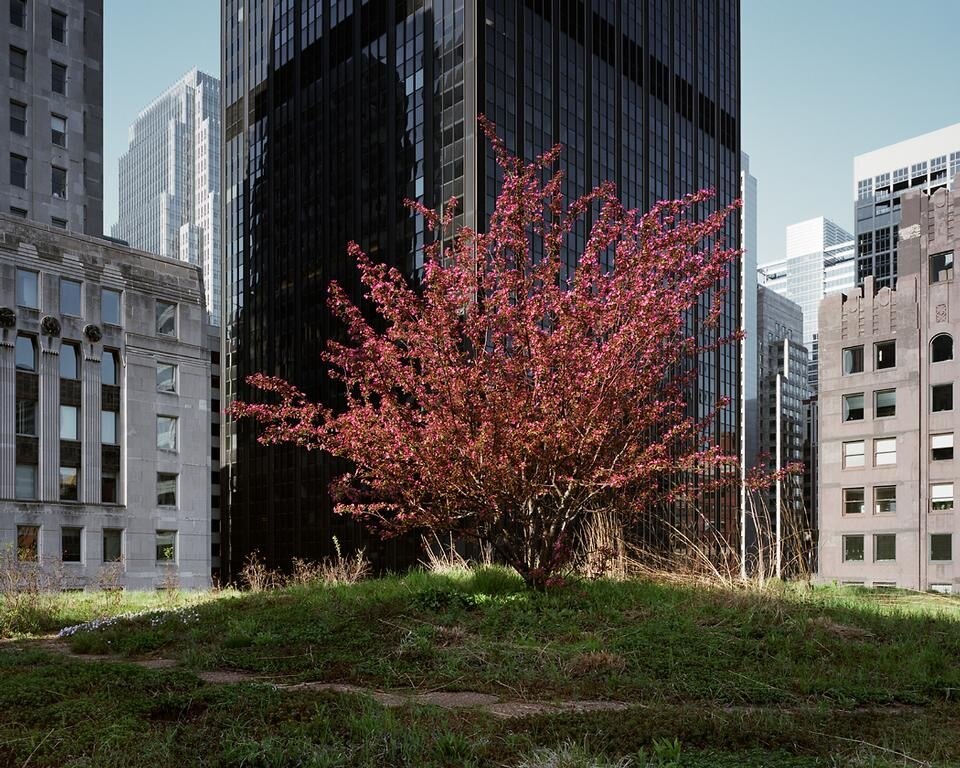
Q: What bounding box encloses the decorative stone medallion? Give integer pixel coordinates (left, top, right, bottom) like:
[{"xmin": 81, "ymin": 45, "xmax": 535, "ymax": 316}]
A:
[
  {"xmin": 40, "ymin": 316, "xmax": 62, "ymax": 336},
  {"xmin": 83, "ymin": 324, "xmax": 103, "ymax": 342}
]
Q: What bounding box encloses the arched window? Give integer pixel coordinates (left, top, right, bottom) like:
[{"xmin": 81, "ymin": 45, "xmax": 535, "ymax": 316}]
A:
[{"xmin": 932, "ymin": 334, "xmax": 953, "ymax": 363}]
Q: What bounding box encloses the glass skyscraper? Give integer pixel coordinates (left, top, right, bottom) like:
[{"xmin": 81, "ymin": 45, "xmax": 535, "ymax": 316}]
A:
[{"xmin": 221, "ymin": 0, "xmax": 742, "ymax": 577}]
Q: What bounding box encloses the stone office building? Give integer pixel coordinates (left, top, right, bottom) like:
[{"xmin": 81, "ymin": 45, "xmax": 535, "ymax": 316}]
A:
[
  {"xmin": 0, "ymin": 215, "xmax": 212, "ymax": 589},
  {"xmin": 818, "ymin": 182, "xmax": 960, "ymax": 592}
]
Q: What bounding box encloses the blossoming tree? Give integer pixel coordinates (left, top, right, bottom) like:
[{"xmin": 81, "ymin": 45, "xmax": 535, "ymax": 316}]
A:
[{"xmin": 230, "ymin": 120, "xmax": 741, "ymax": 588}]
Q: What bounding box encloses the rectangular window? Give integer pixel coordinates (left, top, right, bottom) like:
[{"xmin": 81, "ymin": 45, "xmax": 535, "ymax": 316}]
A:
[
  {"xmin": 52, "ymin": 165, "xmax": 67, "ymax": 198},
  {"xmin": 874, "ymin": 389, "xmax": 896, "ymax": 418},
  {"xmin": 931, "ymin": 533, "xmax": 953, "ymax": 562},
  {"xmin": 156, "ymin": 301, "xmax": 177, "ymax": 337},
  {"xmin": 10, "ymin": 153, "xmax": 26, "ymax": 187},
  {"xmin": 156, "ymin": 530, "xmax": 177, "ymax": 563},
  {"xmin": 16, "ymin": 269, "xmax": 37, "ymax": 308},
  {"xmin": 61, "ymin": 527, "xmax": 81, "ymax": 562},
  {"xmin": 15, "ymin": 464, "xmax": 36, "ymax": 500},
  {"xmin": 932, "ymin": 384, "xmax": 953, "ymax": 412},
  {"xmin": 51, "ymin": 114, "xmax": 66, "ymax": 146},
  {"xmin": 101, "ymin": 472, "xmax": 117, "ymax": 504},
  {"xmin": 59, "ymin": 277, "xmax": 80, "ymax": 315},
  {"xmin": 101, "ymin": 288, "xmax": 121, "ymax": 325},
  {"xmin": 10, "ymin": 100, "xmax": 26, "ymax": 134},
  {"xmin": 51, "ymin": 10, "xmax": 66, "ymax": 42},
  {"xmin": 932, "ymin": 433, "xmax": 954, "ymax": 461},
  {"xmin": 103, "ymin": 528, "xmax": 123, "ymax": 562},
  {"xmin": 843, "ymin": 535, "xmax": 864, "ymax": 562},
  {"xmin": 875, "ymin": 341, "xmax": 896, "ymax": 370},
  {"xmin": 101, "ymin": 410, "xmax": 118, "ymax": 445},
  {"xmin": 930, "ymin": 251, "xmax": 954, "ymax": 284},
  {"xmin": 843, "ymin": 440, "xmax": 865, "ymax": 469},
  {"xmin": 51, "ymin": 62, "xmax": 67, "ymax": 94},
  {"xmin": 15, "ymin": 400, "xmax": 36, "ymax": 436},
  {"xmin": 842, "ymin": 393, "xmax": 864, "ymax": 422},
  {"xmin": 932, "ymin": 483, "xmax": 954, "ymax": 512},
  {"xmin": 51, "ymin": 216, "xmax": 66, "ymax": 229},
  {"xmin": 59, "ymin": 404, "xmax": 78, "ymax": 440},
  {"xmin": 874, "ymin": 534, "xmax": 896, "ymax": 562},
  {"xmin": 843, "ymin": 487, "xmax": 864, "ymax": 515},
  {"xmin": 157, "ymin": 472, "xmax": 177, "ymax": 507},
  {"xmin": 101, "ymin": 349, "xmax": 118, "ymax": 386},
  {"xmin": 156, "ymin": 363, "xmax": 177, "ymax": 393},
  {"xmin": 843, "ymin": 347, "xmax": 863, "ymax": 376},
  {"xmin": 16, "ymin": 334, "xmax": 35, "ymax": 370},
  {"xmin": 874, "ymin": 437, "xmax": 896, "ymax": 466},
  {"xmin": 9, "ymin": 206, "xmax": 27, "ymax": 218},
  {"xmin": 10, "ymin": 0, "xmax": 25, "ymax": 26},
  {"xmin": 10, "ymin": 47, "xmax": 27, "ymax": 81},
  {"xmin": 157, "ymin": 415, "xmax": 177, "ymax": 452},
  {"xmin": 874, "ymin": 486, "xmax": 896, "ymax": 515},
  {"xmin": 17, "ymin": 525, "xmax": 39, "ymax": 561},
  {"xmin": 59, "ymin": 341, "xmax": 79, "ymax": 379},
  {"xmin": 59, "ymin": 466, "xmax": 78, "ymax": 501}
]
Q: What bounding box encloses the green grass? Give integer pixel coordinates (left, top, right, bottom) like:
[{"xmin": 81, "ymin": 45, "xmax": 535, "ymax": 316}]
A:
[{"xmin": 2, "ymin": 569, "xmax": 960, "ymax": 766}]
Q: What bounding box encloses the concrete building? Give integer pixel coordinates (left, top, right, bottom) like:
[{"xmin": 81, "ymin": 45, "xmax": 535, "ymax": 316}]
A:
[
  {"xmin": 1, "ymin": 0, "xmax": 103, "ymax": 234},
  {"xmin": 759, "ymin": 217, "xmax": 855, "ymax": 391},
  {"xmin": 112, "ymin": 69, "xmax": 221, "ymax": 325},
  {"xmin": 818, "ymin": 181, "xmax": 960, "ymax": 592},
  {"xmin": 853, "ymin": 122, "xmax": 960, "ymax": 288},
  {"xmin": 0, "ymin": 215, "xmax": 212, "ymax": 589}
]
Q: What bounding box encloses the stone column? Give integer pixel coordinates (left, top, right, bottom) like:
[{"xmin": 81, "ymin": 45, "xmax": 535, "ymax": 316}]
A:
[
  {"xmin": 0, "ymin": 329, "xmax": 15, "ymax": 499},
  {"xmin": 82, "ymin": 343, "xmax": 102, "ymax": 503},
  {"xmin": 38, "ymin": 336, "xmax": 60, "ymax": 501}
]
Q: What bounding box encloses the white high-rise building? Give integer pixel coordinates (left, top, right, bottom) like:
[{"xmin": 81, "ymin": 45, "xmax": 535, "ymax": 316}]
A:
[
  {"xmin": 759, "ymin": 217, "xmax": 855, "ymax": 391},
  {"xmin": 112, "ymin": 69, "xmax": 221, "ymax": 325}
]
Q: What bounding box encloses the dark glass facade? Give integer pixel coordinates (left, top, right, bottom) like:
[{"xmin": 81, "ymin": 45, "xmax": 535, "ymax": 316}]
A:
[{"xmin": 222, "ymin": 0, "xmax": 741, "ymax": 578}]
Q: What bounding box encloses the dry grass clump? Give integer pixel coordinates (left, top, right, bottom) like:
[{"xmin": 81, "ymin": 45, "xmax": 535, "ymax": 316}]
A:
[
  {"xmin": 566, "ymin": 650, "xmax": 628, "ymax": 677},
  {"xmin": 239, "ymin": 538, "xmax": 370, "ymax": 592}
]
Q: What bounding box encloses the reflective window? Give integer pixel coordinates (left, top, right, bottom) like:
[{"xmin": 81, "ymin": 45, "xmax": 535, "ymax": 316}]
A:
[
  {"xmin": 843, "ymin": 440, "xmax": 865, "ymax": 468},
  {"xmin": 59, "ymin": 342, "xmax": 79, "ymax": 379},
  {"xmin": 156, "ymin": 530, "xmax": 177, "ymax": 562},
  {"xmin": 103, "ymin": 528, "xmax": 123, "ymax": 561},
  {"xmin": 874, "ymin": 389, "xmax": 896, "ymax": 418},
  {"xmin": 59, "ymin": 466, "xmax": 79, "ymax": 501},
  {"xmin": 16, "ymin": 269, "xmax": 37, "ymax": 308},
  {"xmin": 842, "ymin": 393, "xmax": 864, "ymax": 422},
  {"xmin": 101, "ymin": 288, "xmax": 121, "ymax": 325},
  {"xmin": 15, "ymin": 465, "xmax": 36, "ymax": 500},
  {"xmin": 60, "ymin": 278, "xmax": 81, "ymax": 315},
  {"xmin": 156, "ymin": 301, "xmax": 177, "ymax": 336},
  {"xmin": 157, "ymin": 363, "xmax": 177, "ymax": 393},
  {"xmin": 17, "ymin": 525, "xmax": 39, "ymax": 561},
  {"xmin": 157, "ymin": 416, "xmax": 177, "ymax": 452},
  {"xmin": 60, "ymin": 404, "xmax": 78, "ymax": 440},
  {"xmin": 932, "ymin": 433, "xmax": 954, "ymax": 461},
  {"xmin": 101, "ymin": 410, "xmax": 118, "ymax": 445},
  {"xmin": 157, "ymin": 473, "xmax": 177, "ymax": 507},
  {"xmin": 61, "ymin": 527, "xmax": 82, "ymax": 562},
  {"xmin": 843, "ymin": 535, "xmax": 864, "ymax": 562},
  {"xmin": 51, "ymin": 114, "xmax": 66, "ymax": 146},
  {"xmin": 932, "ymin": 483, "xmax": 954, "ymax": 512},
  {"xmin": 842, "ymin": 487, "xmax": 864, "ymax": 515},
  {"xmin": 930, "ymin": 251, "xmax": 954, "ymax": 284},
  {"xmin": 842, "ymin": 346, "xmax": 863, "ymax": 374},
  {"xmin": 874, "ymin": 438, "xmax": 896, "ymax": 466},
  {"xmin": 874, "ymin": 534, "xmax": 896, "ymax": 562},
  {"xmin": 874, "ymin": 486, "xmax": 896, "ymax": 515},
  {"xmin": 101, "ymin": 350, "xmax": 119, "ymax": 386},
  {"xmin": 15, "ymin": 400, "xmax": 36, "ymax": 435}
]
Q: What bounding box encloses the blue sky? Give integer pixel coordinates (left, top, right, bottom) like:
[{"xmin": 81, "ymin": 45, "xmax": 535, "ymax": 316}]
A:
[{"xmin": 105, "ymin": 1, "xmax": 960, "ymax": 262}]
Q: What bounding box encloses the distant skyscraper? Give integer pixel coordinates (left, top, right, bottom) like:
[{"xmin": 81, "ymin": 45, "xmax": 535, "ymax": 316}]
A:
[
  {"xmin": 112, "ymin": 69, "xmax": 221, "ymax": 325},
  {"xmin": 221, "ymin": 0, "xmax": 742, "ymax": 578},
  {"xmin": 740, "ymin": 151, "xmax": 758, "ymax": 570},
  {"xmin": 1, "ymin": 0, "xmax": 103, "ymax": 234},
  {"xmin": 759, "ymin": 217, "xmax": 854, "ymax": 391},
  {"xmin": 853, "ymin": 122, "xmax": 960, "ymax": 289}
]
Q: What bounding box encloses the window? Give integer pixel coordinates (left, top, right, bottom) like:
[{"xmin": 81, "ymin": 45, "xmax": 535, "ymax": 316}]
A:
[
  {"xmin": 932, "ymin": 433, "xmax": 954, "ymax": 461},
  {"xmin": 843, "ymin": 535, "xmax": 864, "ymax": 562},
  {"xmin": 157, "ymin": 473, "xmax": 177, "ymax": 507},
  {"xmin": 17, "ymin": 525, "xmax": 39, "ymax": 561},
  {"xmin": 931, "ymin": 534, "xmax": 953, "ymax": 562},
  {"xmin": 51, "ymin": 216, "xmax": 66, "ymax": 229},
  {"xmin": 874, "ymin": 389, "xmax": 896, "ymax": 418},
  {"xmin": 874, "ymin": 486, "xmax": 896, "ymax": 515},
  {"xmin": 932, "ymin": 384, "xmax": 953, "ymax": 412},
  {"xmin": 59, "ymin": 466, "xmax": 78, "ymax": 500},
  {"xmin": 16, "ymin": 268, "xmax": 37, "ymax": 308},
  {"xmin": 930, "ymin": 251, "xmax": 954, "ymax": 284},
  {"xmin": 101, "ymin": 349, "xmax": 118, "ymax": 386},
  {"xmin": 874, "ymin": 438, "xmax": 896, "ymax": 466},
  {"xmin": 875, "ymin": 341, "xmax": 896, "ymax": 370},
  {"xmin": 103, "ymin": 528, "xmax": 122, "ymax": 562},
  {"xmin": 15, "ymin": 334, "xmax": 35, "ymax": 370},
  {"xmin": 842, "ymin": 346, "xmax": 863, "ymax": 374},
  {"xmin": 101, "ymin": 472, "xmax": 117, "ymax": 504},
  {"xmin": 157, "ymin": 416, "xmax": 177, "ymax": 452},
  {"xmin": 874, "ymin": 534, "xmax": 896, "ymax": 562},
  {"xmin": 51, "ymin": 114, "xmax": 66, "ymax": 146},
  {"xmin": 10, "ymin": 153, "xmax": 26, "ymax": 187},
  {"xmin": 843, "ymin": 440, "xmax": 865, "ymax": 468},
  {"xmin": 10, "ymin": 100, "xmax": 26, "ymax": 134},
  {"xmin": 59, "ymin": 277, "xmax": 80, "ymax": 315},
  {"xmin": 156, "ymin": 301, "xmax": 177, "ymax": 336},
  {"xmin": 51, "ymin": 62, "xmax": 66, "ymax": 94},
  {"xmin": 9, "ymin": 206, "xmax": 27, "ymax": 218},
  {"xmin": 156, "ymin": 530, "xmax": 177, "ymax": 563},
  {"xmin": 843, "ymin": 487, "xmax": 864, "ymax": 515},
  {"xmin": 931, "ymin": 584, "xmax": 953, "ymax": 594},
  {"xmin": 931, "ymin": 334, "xmax": 953, "ymax": 362},
  {"xmin": 10, "ymin": 0, "xmax": 25, "ymax": 26},
  {"xmin": 61, "ymin": 527, "xmax": 81, "ymax": 562},
  {"xmin": 101, "ymin": 288, "xmax": 121, "ymax": 325},
  {"xmin": 59, "ymin": 404, "xmax": 78, "ymax": 440},
  {"xmin": 51, "ymin": 10, "xmax": 66, "ymax": 42},
  {"xmin": 842, "ymin": 393, "xmax": 864, "ymax": 422},
  {"xmin": 16, "ymin": 400, "xmax": 36, "ymax": 435},
  {"xmin": 101, "ymin": 410, "xmax": 117, "ymax": 444},
  {"xmin": 15, "ymin": 464, "xmax": 36, "ymax": 500},
  {"xmin": 59, "ymin": 341, "xmax": 79, "ymax": 379},
  {"xmin": 10, "ymin": 47, "xmax": 26, "ymax": 81},
  {"xmin": 52, "ymin": 165, "xmax": 67, "ymax": 198},
  {"xmin": 932, "ymin": 483, "xmax": 954, "ymax": 512},
  {"xmin": 157, "ymin": 363, "xmax": 177, "ymax": 393}
]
